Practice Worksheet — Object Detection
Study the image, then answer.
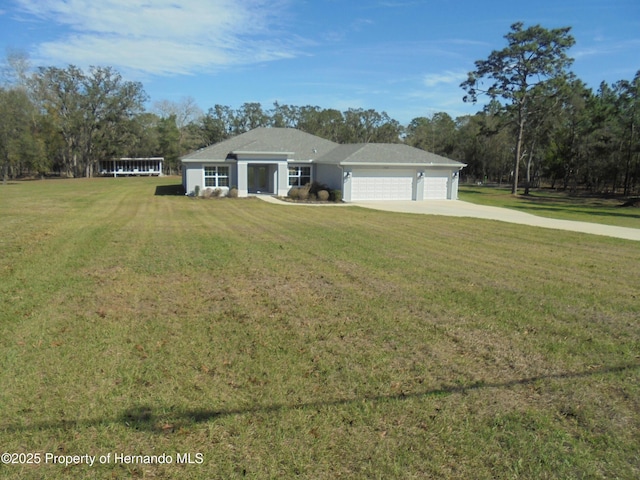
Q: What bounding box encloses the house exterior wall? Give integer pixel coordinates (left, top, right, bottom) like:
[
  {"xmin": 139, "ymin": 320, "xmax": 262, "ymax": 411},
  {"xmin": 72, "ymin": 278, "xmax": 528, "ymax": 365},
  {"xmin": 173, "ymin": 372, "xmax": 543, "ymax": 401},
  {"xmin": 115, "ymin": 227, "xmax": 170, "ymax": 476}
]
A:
[
  {"xmin": 185, "ymin": 162, "xmax": 462, "ymax": 200},
  {"xmin": 184, "ymin": 162, "xmax": 203, "ymax": 195},
  {"xmin": 315, "ymin": 163, "xmax": 343, "ymax": 191},
  {"xmin": 276, "ymin": 164, "xmax": 289, "ymax": 196},
  {"xmin": 450, "ymin": 171, "xmax": 460, "ymax": 199},
  {"xmin": 341, "ymin": 166, "xmax": 463, "ymax": 202},
  {"xmin": 342, "ymin": 169, "xmax": 353, "ymax": 202},
  {"xmin": 184, "ymin": 161, "xmax": 237, "ymax": 196},
  {"xmin": 344, "ymin": 167, "xmax": 418, "ymax": 202}
]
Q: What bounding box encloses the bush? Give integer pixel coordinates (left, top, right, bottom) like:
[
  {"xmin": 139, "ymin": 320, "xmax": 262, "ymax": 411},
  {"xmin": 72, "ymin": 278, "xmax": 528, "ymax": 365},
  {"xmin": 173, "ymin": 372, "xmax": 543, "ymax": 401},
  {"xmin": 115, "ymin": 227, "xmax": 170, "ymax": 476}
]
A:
[
  {"xmin": 309, "ymin": 181, "xmax": 330, "ymax": 196},
  {"xmin": 202, "ymin": 188, "xmax": 213, "ymax": 198},
  {"xmin": 227, "ymin": 186, "xmax": 238, "ymax": 198},
  {"xmin": 212, "ymin": 188, "xmax": 222, "ymax": 198},
  {"xmin": 317, "ymin": 190, "xmax": 330, "ymax": 201},
  {"xmin": 297, "ymin": 184, "xmax": 311, "ymax": 201},
  {"xmin": 331, "ymin": 189, "xmax": 342, "ymax": 202},
  {"xmin": 194, "ymin": 185, "xmax": 200, "ymax": 197},
  {"xmin": 288, "ymin": 187, "xmax": 300, "ymax": 200}
]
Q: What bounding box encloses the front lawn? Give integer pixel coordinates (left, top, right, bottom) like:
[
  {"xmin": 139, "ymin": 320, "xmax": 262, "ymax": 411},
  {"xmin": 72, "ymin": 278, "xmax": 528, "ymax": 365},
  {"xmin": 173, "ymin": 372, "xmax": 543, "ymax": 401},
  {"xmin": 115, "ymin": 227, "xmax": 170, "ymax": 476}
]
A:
[
  {"xmin": 459, "ymin": 185, "xmax": 640, "ymax": 228},
  {"xmin": 1, "ymin": 177, "xmax": 638, "ymax": 479}
]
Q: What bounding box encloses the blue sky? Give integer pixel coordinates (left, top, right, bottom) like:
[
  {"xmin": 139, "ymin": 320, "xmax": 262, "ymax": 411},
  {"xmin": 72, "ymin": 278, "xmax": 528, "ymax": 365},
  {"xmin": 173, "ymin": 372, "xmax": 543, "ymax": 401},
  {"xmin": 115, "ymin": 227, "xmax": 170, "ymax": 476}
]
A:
[{"xmin": 1, "ymin": 0, "xmax": 638, "ymax": 124}]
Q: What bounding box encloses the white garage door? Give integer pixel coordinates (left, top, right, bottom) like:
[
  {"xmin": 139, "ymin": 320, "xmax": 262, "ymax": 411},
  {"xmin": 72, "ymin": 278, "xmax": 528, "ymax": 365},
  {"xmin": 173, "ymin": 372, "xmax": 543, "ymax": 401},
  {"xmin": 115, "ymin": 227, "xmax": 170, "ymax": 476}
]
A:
[
  {"xmin": 423, "ymin": 176, "xmax": 449, "ymax": 200},
  {"xmin": 351, "ymin": 169, "xmax": 414, "ymax": 201}
]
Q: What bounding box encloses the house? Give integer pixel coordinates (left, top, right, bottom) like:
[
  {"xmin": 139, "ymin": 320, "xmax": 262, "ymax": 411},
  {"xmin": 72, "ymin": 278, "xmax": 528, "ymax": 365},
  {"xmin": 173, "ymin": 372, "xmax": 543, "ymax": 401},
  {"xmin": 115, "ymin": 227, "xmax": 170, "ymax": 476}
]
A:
[{"xmin": 181, "ymin": 128, "xmax": 465, "ymax": 201}]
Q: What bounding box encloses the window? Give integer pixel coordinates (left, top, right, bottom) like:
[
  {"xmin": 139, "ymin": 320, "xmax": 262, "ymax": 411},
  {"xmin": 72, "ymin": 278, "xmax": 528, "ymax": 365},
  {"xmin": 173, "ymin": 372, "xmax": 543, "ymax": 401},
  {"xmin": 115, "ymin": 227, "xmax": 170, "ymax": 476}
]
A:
[
  {"xmin": 288, "ymin": 166, "xmax": 311, "ymax": 186},
  {"xmin": 204, "ymin": 166, "xmax": 229, "ymax": 187}
]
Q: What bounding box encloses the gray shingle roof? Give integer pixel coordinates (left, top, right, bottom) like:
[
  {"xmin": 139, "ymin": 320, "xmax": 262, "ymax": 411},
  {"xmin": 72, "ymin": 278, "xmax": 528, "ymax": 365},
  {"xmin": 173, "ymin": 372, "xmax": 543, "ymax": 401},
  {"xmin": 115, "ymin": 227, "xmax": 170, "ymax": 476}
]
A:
[
  {"xmin": 181, "ymin": 127, "xmax": 338, "ymax": 162},
  {"xmin": 181, "ymin": 127, "xmax": 465, "ymax": 167},
  {"xmin": 315, "ymin": 143, "xmax": 464, "ymax": 167}
]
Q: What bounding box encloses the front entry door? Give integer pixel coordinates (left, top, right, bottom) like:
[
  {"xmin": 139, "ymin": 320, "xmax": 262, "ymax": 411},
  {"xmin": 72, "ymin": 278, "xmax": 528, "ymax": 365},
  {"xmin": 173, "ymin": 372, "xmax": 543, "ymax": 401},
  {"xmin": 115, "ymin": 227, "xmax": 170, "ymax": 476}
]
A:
[{"xmin": 248, "ymin": 166, "xmax": 269, "ymax": 193}]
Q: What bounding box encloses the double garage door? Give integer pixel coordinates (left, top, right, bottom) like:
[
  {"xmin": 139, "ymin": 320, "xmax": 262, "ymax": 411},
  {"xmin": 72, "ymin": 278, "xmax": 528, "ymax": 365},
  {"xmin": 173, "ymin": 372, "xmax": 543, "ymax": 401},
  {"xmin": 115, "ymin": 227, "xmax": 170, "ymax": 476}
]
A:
[
  {"xmin": 350, "ymin": 169, "xmax": 450, "ymax": 200},
  {"xmin": 351, "ymin": 169, "xmax": 414, "ymax": 201}
]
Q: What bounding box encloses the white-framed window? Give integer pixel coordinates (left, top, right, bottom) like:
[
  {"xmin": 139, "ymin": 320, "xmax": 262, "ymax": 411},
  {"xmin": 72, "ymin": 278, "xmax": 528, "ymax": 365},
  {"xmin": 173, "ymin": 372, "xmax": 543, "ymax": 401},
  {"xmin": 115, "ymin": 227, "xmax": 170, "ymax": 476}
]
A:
[
  {"xmin": 288, "ymin": 166, "xmax": 311, "ymax": 186},
  {"xmin": 204, "ymin": 166, "xmax": 229, "ymax": 187}
]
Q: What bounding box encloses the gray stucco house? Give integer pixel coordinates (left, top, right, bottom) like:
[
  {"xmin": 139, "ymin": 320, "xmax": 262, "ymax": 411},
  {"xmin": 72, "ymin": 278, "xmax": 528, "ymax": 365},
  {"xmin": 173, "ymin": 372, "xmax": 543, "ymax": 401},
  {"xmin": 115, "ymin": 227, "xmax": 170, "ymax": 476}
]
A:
[{"xmin": 181, "ymin": 127, "xmax": 465, "ymax": 201}]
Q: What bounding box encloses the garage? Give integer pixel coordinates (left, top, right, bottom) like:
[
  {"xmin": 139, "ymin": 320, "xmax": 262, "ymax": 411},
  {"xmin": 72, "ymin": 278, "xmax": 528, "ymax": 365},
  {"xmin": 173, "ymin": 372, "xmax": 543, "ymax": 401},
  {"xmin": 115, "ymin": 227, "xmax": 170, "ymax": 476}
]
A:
[
  {"xmin": 351, "ymin": 169, "xmax": 414, "ymax": 201},
  {"xmin": 423, "ymin": 175, "xmax": 449, "ymax": 200}
]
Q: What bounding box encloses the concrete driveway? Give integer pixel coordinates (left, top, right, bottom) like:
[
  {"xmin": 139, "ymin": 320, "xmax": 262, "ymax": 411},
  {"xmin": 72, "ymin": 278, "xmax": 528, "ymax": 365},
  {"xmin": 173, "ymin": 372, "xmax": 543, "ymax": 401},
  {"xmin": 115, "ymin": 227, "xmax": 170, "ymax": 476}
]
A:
[
  {"xmin": 352, "ymin": 200, "xmax": 640, "ymax": 241},
  {"xmin": 257, "ymin": 195, "xmax": 639, "ymax": 241}
]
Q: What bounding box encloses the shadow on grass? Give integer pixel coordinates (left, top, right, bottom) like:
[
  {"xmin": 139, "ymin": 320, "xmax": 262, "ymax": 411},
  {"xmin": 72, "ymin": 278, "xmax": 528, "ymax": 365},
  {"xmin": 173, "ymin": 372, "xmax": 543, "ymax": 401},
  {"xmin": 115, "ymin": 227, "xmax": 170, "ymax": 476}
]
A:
[
  {"xmin": 154, "ymin": 184, "xmax": 185, "ymax": 196},
  {"xmin": 3, "ymin": 362, "xmax": 638, "ymax": 434}
]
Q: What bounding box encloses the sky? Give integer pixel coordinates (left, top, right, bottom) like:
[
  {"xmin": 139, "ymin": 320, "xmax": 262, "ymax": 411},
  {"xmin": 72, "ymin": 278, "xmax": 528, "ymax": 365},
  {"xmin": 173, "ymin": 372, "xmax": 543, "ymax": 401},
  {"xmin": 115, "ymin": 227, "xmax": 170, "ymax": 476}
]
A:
[{"xmin": 0, "ymin": 0, "xmax": 638, "ymax": 125}]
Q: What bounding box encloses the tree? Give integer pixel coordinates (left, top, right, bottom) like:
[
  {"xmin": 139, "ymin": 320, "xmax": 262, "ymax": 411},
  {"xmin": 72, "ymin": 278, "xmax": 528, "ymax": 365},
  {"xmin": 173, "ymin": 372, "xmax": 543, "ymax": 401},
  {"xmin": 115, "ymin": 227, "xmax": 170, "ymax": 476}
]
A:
[
  {"xmin": 153, "ymin": 96, "xmax": 203, "ymax": 155},
  {"xmin": 614, "ymin": 71, "xmax": 640, "ymax": 195},
  {"xmin": 340, "ymin": 108, "xmax": 402, "ymax": 143},
  {"xmin": 200, "ymin": 105, "xmax": 235, "ymax": 146},
  {"xmin": 0, "ymin": 87, "xmax": 46, "ymax": 182},
  {"xmin": 296, "ymin": 106, "xmax": 344, "ymax": 141},
  {"xmin": 1, "ymin": 49, "xmax": 32, "ymax": 88},
  {"xmin": 119, "ymin": 112, "xmax": 161, "ymax": 159},
  {"xmin": 461, "ymin": 22, "xmax": 575, "ymax": 194},
  {"xmin": 234, "ymin": 102, "xmax": 269, "ymax": 133},
  {"xmin": 157, "ymin": 115, "xmax": 181, "ymax": 174},
  {"xmin": 543, "ymin": 79, "xmax": 593, "ymax": 190},
  {"xmin": 270, "ymin": 101, "xmax": 299, "ymax": 128},
  {"xmin": 31, "ymin": 65, "xmax": 147, "ymax": 177}
]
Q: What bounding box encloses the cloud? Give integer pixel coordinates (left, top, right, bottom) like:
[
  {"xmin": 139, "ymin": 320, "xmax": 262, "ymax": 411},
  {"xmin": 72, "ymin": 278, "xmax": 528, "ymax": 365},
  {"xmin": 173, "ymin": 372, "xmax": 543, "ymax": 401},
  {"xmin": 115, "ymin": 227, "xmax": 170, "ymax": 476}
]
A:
[
  {"xmin": 422, "ymin": 70, "xmax": 467, "ymax": 87},
  {"xmin": 351, "ymin": 18, "xmax": 375, "ymax": 31},
  {"xmin": 15, "ymin": 0, "xmax": 302, "ymax": 75},
  {"xmin": 573, "ymin": 38, "xmax": 640, "ymax": 59}
]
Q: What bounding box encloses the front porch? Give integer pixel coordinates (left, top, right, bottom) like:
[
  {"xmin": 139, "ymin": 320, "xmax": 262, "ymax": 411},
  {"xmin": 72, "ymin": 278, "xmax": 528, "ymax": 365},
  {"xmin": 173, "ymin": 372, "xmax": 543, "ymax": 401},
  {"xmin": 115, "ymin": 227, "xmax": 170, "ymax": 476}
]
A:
[{"xmin": 236, "ymin": 158, "xmax": 290, "ymax": 197}]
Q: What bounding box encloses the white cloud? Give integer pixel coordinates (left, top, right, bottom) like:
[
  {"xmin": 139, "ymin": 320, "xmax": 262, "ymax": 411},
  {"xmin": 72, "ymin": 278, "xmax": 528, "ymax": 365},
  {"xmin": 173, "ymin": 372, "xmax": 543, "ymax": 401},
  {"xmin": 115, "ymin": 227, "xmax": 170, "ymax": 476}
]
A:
[
  {"xmin": 15, "ymin": 0, "xmax": 302, "ymax": 75},
  {"xmin": 422, "ymin": 70, "xmax": 467, "ymax": 88}
]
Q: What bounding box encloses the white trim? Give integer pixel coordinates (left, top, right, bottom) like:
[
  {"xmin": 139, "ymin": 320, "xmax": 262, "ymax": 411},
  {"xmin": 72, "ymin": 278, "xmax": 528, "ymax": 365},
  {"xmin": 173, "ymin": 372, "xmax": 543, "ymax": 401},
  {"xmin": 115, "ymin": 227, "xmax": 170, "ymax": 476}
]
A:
[{"xmin": 232, "ymin": 150, "xmax": 295, "ymax": 156}]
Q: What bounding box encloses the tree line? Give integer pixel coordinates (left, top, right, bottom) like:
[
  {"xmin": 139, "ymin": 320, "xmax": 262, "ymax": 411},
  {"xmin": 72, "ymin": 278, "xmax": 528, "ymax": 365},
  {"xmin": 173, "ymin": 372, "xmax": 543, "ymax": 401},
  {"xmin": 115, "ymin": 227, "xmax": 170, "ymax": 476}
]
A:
[{"xmin": 1, "ymin": 23, "xmax": 639, "ymax": 195}]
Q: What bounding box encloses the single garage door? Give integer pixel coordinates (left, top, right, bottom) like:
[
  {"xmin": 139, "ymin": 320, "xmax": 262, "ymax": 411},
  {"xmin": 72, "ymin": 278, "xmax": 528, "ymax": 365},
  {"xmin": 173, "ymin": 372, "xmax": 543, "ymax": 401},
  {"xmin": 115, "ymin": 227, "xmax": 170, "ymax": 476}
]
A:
[
  {"xmin": 351, "ymin": 169, "xmax": 414, "ymax": 200},
  {"xmin": 423, "ymin": 176, "xmax": 449, "ymax": 200}
]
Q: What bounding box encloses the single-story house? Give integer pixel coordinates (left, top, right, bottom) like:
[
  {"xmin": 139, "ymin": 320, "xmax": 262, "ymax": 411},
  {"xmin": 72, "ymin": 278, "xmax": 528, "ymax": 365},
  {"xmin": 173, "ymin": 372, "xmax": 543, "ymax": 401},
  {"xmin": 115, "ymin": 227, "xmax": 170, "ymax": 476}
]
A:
[{"xmin": 181, "ymin": 127, "xmax": 465, "ymax": 201}]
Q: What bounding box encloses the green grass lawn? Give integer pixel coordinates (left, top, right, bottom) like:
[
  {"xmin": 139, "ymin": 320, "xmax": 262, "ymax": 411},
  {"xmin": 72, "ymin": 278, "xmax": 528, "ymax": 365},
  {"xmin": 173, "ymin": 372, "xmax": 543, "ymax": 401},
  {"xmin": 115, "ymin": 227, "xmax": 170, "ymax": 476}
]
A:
[
  {"xmin": 459, "ymin": 185, "xmax": 640, "ymax": 228},
  {"xmin": 1, "ymin": 177, "xmax": 639, "ymax": 479}
]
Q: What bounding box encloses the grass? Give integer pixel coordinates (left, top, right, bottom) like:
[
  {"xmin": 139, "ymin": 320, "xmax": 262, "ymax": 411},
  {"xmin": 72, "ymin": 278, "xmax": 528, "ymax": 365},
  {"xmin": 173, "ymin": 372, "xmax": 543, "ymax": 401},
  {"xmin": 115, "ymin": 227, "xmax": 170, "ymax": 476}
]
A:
[
  {"xmin": 1, "ymin": 177, "xmax": 639, "ymax": 479},
  {"xmin": 459, "ymin": 185, "xmax": 640, "ymax": 228}
]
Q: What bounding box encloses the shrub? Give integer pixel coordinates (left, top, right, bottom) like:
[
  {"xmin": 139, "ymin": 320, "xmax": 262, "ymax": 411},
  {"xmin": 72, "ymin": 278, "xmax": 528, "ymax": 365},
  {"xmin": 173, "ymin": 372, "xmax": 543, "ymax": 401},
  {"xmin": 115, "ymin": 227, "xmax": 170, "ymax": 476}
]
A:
[
  {"xmin": 228, "ymin": 187, "xmax": 238, "ymax": 198},
  {"xmin": 297, "ymin": 184, "xmax": 311, "ymax": 201},
  {"xmin": 194, "ymin": 185, "xmax": 201, "ymax": 197},
  {"xmin": 317, "ymin": 190, "xmax": 330, "ymax": 201},
  {"xmin": 331, "ymin": 189, "xmax": 342, "ymax": 202},
  {"xmin": 202, "ymin": 188, "xmax": 213, "ymax": 198},
  {"xmin": 212, "ymin": 188, "xmax": 222, "ymax": 198},
  {"xmin": 309, "ymin": 181, "xmax": 330, "ymax": 196},
  {"xmin": 288, "ymin": 187, "xmax": 300, "ymax": 200}
]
